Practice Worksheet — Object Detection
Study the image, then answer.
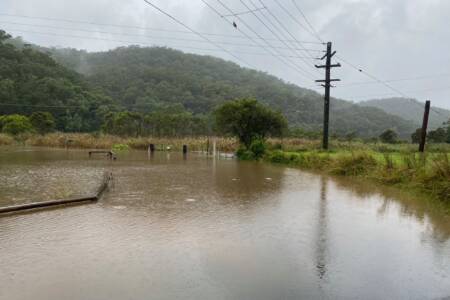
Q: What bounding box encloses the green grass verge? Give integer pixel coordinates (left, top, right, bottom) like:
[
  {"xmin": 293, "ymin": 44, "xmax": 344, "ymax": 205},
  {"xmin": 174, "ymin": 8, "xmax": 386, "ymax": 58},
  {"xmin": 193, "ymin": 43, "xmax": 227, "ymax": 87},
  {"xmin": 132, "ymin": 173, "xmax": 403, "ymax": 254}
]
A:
[{"xmin": 266, "ymin": 150, "xmax": 450, "ymax": 202}]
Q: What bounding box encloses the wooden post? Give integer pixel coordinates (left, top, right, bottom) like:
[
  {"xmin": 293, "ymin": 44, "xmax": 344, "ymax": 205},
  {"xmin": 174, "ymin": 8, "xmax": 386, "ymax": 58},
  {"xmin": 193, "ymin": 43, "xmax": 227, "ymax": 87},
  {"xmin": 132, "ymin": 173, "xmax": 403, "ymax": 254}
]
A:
[
  {"xmin": 419, "ymin": 100, "xmax": 431, "ymax": 153},
  {"xmin": 322, "ymin": 42, "xmax": 331, "ymax": 150},
  {"xmin": 149, "ymin": 144, "xmax": 155, "ymax": 153},
  {"xmin": 183, "ymin": 145, "xmax": 188, "ymax": 154},
  {"xmin": 315, "ymin": 42, "xmax": 341, "ymax": 150}
]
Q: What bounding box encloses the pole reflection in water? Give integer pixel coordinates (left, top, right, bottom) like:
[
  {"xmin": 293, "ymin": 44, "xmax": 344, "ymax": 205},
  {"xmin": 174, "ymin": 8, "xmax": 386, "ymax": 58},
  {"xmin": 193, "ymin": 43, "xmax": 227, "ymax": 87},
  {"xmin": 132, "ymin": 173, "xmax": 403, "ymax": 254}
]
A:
[{"xmin": 315, "ymin": 176, "xmax": 329, "ymax": 281}]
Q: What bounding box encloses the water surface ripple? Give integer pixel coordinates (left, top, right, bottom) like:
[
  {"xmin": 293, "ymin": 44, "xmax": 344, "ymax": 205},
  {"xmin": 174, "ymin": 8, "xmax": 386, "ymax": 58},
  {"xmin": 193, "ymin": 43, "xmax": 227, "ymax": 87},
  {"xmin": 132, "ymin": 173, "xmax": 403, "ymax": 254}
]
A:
[{"xmin": 0, "ymin": 147, "xmax": 449, "ymax": 300}]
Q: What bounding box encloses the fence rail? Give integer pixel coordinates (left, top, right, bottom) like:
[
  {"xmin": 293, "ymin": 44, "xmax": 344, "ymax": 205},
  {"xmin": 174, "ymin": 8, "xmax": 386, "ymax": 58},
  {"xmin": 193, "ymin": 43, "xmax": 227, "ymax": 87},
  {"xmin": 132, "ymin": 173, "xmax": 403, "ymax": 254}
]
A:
[{"xmin": 0, "ymin": 172, "xmax": 113, "ymax": 215}]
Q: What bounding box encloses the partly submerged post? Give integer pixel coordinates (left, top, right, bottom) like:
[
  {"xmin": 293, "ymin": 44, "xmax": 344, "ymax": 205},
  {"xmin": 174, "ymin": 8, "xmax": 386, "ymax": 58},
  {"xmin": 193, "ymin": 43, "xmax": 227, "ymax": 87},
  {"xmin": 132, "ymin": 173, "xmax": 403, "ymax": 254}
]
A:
[
  {"xmin": 149, "ymin": 144, "xmax": 155, "ymax": 153},
  {"xmin": 182, "ymin": 145, "xmax": 188, "ymax": 154},
  {"xmin": 88, "ymin": 150, "xmax": 115, "ymax": 160}
]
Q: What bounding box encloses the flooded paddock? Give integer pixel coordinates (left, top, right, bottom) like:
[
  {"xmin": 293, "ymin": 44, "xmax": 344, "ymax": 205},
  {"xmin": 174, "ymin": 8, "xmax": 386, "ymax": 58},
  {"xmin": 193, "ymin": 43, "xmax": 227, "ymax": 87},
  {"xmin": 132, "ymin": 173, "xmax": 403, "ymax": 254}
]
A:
[{"xmin": 0, "ymin": 147, "xmax": 449, "ymax": 300}]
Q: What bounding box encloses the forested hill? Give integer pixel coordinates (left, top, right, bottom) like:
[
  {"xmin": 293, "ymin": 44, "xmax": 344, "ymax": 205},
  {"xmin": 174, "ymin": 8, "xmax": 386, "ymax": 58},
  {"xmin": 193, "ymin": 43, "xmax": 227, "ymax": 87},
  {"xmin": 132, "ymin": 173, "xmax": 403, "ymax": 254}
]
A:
[
  {"xmin": 0, "ymin": 31, "xmax": 115, "ymax": 132},
  {"xmin": 45, "ymin": 45, "xmax": 417, "ymax": 137},
  {"xmin": 360, "ymin": 98, "xmax": 450, "ymax": 129},
  {"xmin": 2, "ymin": 32, "xmax": 419, "ymax": 137}
]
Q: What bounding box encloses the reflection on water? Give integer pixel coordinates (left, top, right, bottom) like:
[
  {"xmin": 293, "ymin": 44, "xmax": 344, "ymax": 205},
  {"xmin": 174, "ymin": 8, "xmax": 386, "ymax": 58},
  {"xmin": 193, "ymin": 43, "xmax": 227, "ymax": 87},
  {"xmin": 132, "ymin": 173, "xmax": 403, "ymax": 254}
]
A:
[
  {"xmin": 0, "ymin": 147, "xmax": 450, "ymax": 300},
  {"xmin": 315, "ymin": 177, "xmax": 328, "ymax": 280}
]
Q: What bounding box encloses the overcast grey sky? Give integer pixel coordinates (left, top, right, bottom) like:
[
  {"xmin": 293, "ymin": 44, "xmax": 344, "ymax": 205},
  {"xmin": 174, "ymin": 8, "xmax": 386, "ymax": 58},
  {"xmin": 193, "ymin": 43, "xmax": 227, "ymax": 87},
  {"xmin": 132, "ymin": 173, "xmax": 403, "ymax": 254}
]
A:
[{"xmin": 1, "ymin": 0, "xmax": 450, "ymax": 109}]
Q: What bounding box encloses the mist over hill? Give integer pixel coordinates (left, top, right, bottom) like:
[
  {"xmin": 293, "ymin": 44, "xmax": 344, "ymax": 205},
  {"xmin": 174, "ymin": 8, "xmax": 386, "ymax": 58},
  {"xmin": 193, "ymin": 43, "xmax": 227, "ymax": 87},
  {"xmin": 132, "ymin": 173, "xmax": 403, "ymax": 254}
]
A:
[
  {"xmin": 2, "ymin": 33, "xmax": 426, "ymax": 137},
  {"xmin": 359, "ymin": 98, "xmax": 450, "ymax": 129},
  {"xmin": 47, "ymin": 45, "xmax": 421, "ymax": 137}
]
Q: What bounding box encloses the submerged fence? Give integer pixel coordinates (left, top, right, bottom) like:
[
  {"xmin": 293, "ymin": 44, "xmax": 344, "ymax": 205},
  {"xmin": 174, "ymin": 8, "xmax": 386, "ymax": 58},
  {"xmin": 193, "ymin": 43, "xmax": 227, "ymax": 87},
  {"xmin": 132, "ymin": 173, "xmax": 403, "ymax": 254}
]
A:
[{"xmin": 0, "ymin": 172, "xmax": 113, "ymax": 215}]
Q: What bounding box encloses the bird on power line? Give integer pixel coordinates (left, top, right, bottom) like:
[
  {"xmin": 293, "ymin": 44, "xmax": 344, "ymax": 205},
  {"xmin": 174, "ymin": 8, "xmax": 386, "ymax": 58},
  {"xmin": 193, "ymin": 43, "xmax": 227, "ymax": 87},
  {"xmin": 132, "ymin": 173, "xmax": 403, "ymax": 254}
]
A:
[{"xmin": 233, "ymin": 21, "xmax": 237, "ymax": 28}]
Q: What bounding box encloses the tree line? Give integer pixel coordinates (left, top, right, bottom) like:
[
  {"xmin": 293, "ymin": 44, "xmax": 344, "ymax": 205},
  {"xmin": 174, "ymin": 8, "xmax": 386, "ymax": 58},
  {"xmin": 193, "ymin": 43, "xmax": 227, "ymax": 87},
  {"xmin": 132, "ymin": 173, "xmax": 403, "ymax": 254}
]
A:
[{"xmin": 1, "ymin": 30, "xmax": 448, "ymax": 141}]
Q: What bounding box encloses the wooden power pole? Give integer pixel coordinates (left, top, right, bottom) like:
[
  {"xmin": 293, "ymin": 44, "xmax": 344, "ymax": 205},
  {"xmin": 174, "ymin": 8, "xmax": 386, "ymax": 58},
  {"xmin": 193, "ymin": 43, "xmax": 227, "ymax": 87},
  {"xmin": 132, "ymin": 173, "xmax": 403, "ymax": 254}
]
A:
[
  {"xmin": 315, "ymin": 42, "xmax": 340, "ymax": 150},
  {"xmin": 419, "ymin": 100, "xmax": 431, "ymax": 153}
]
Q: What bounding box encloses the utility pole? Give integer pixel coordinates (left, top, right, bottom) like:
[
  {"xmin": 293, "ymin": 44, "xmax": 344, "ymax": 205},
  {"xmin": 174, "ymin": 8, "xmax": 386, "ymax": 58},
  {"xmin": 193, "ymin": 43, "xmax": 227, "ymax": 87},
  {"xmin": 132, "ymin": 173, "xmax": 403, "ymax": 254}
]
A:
[
  {"xmin": 419, "ymin": 100, "xmax": 431, "ymax": 153},
  {"xmin": 315, "ymin": 42, "xmax": 341, "ymax": 150}
]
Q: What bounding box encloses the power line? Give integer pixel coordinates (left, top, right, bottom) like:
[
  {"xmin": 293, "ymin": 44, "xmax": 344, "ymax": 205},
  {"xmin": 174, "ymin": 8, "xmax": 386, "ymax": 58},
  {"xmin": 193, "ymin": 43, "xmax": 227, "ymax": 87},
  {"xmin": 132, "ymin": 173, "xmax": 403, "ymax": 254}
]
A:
[
  {"xmin": 273, "ymin": 0, "xmax": 317, "ymax": 41},
  {"xmin": 0, "ymin": 13, "xmax": 322, "ymax": 45},
  {"xmin": 278, "ymin": 1, "xmax": 447, "ymax": 118},
  {"xmin": 221, "ymin": 6, "xmax": 266, "ymax": 17},
  {"xmin": 255, "ymin": 0, "xmax": 323, "ymax": 69},
  {"xmin": 334, "ymin": 54, "xmax": 449, "ymax": 118},
  {"xmin": 0, "ymin": 20, "xmax": 322, "ymax": 53},
  {"xmin": 200, "ymin": 0, "xmax": 317, "ymax": 83},
  {"xmin": 337, "ymin": 73, "xmax": 450, "ymax": 88},
  {"xmin": 239, "ymin": 0, "xmax": 318, "ymax": 74},
  {"xmin": 142, "ymin": 0, "xmax": 255, "ymax": 68},
  {"xmin": 291, "ymin": 1, "xmax": 324, "ymax": 43},
  {"xmin": 3, "ymin": 27, "xmax": 314, "ymax": 59},
  {"xmin": 351, "ymin": 85, "xmax": 450, "ymax": 99},
  {"xmin": 0, "ymin": 103, "xmax": 87, "ymax": 109},
  {"xmin": 213, "ymin": 0, "xmax": 317, "ymax": 81},
  {"xmin": 336, "ymin": 55, "xmax": 408, "ymax": 98}
]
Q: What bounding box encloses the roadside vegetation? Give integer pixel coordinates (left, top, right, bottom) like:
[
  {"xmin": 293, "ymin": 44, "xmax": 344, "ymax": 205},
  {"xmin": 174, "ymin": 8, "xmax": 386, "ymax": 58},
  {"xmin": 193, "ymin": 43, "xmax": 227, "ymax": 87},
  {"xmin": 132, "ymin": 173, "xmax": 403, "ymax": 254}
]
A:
[{"xmin": 212, "ymin": 98, "xmax": 450, "ymax": 203}]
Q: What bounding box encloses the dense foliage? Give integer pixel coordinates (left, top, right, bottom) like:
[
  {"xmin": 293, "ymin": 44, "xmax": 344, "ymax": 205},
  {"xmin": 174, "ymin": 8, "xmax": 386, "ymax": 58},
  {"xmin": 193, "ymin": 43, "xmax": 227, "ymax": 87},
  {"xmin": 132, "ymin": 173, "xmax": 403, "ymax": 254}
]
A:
[
  {"xmin": 2, "ymin": 32, "xmax": 446, "ymax": 139},
  {"xmin": 0, "ymin": 30, "xmax": 116, "ymax": 132},
  {"xmin": 0, "ymin": 114, "xmax": 33, "ymax": 135},
  {"xmin": 30, "ymin": 111, "xmax": 56, "ymax": 134},
  {"xmin": 45, "ymin": 44, "xmax": 419, "ymax": 138},
  {"xmin": 379, "ymin": 129, "xmax": 399, "ymax": 144},
  {"xmin": 101, "ymin": 109, "xmax": 209, "ymax": 137},
  {"xmin": 215, "ymin": 98, "xmax": 287, "ymax": 149}
]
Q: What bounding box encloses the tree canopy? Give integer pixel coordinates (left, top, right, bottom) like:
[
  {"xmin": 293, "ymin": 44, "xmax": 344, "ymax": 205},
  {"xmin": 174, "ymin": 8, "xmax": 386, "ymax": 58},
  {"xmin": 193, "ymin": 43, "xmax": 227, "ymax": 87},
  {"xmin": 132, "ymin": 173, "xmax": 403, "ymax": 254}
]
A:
[{"xmin": 215, "ymin": 98, "xmax": 287, "ymax": 148}]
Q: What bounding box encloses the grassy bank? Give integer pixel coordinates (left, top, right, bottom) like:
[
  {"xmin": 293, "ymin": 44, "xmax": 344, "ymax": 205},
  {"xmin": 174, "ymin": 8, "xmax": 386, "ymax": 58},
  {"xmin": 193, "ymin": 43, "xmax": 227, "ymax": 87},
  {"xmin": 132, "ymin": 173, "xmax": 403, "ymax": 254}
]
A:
[
  {"xmin": 1, "ymin": 132, "xmax": 449, "ymax": 153},
  {"xmin": 266, "ymin": 150, "xmax": 450, "ymax": 202},
  {"xmin": 0, "ymin": 133, "xmax": 14, "ymax": 146},
  {"xmin": 23, "ymin": 132, "xmax": 239, "ymax": 152}
]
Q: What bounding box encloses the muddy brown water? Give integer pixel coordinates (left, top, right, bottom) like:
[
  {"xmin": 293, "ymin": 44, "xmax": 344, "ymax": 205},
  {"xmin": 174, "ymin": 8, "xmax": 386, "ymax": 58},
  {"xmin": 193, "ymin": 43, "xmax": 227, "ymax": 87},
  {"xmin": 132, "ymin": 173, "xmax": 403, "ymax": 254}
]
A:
[{"xmin": 0, "ymin": 147, "xmax": 449, "ymax": 300}]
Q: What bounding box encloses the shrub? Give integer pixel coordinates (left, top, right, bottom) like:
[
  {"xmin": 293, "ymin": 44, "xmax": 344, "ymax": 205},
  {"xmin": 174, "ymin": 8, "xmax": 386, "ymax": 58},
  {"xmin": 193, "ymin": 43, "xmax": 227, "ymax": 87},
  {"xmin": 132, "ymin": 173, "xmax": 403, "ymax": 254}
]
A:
[
  {"xmin": 0, "ymin": 133, "xmax": 14, "ymax": 145},
  {"xmin": 249, "ymin": 138, "xmax": 267, "ymax": 159},
  {"xmin": 112, "ymin": 143, "xmax": 129, "ymax": 151},
  {"xmin": 236, "ymin": 147, "xmax": 255, "ymax": 160},
  {"xmin": 1, "ymin": 114, "xmax": 33, "ymax": 135},
  {"xmin": 215, "ymin": 98, "xmax": 287, "ymax": 148},
  {"xmin": 379, "ymin": 129, "xmax": 398, "ymax": 144}
]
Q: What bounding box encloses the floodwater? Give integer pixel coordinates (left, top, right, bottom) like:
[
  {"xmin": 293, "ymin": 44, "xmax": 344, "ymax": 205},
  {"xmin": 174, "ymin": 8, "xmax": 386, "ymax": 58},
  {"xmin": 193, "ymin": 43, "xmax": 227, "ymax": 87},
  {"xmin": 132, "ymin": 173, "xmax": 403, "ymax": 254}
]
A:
[{"xmin": 0, "ymin": 147, "xmax": 450, "ymax": 300}]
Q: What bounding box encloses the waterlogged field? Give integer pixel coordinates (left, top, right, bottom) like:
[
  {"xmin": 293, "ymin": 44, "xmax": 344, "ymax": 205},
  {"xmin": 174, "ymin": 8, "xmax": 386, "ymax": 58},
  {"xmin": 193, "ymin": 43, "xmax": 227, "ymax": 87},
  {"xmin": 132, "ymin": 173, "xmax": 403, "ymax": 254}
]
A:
[{"xmin": 0, "ymin": 147, "xmax": 450, "ymax": 300}]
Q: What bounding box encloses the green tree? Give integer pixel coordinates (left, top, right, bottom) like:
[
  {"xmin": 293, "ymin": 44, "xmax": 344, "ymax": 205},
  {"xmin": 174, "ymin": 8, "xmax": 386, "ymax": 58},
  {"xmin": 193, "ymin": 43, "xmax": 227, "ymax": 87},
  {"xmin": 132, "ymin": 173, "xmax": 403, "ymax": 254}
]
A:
[
  {"xmin": 428, "ymin": 127, "xmax": 447, "ymax": 143},
  {"xmin": 379, "ymin": 129, "xmax": 398, "ymax": 144},
  {"xmin": 215, "ymin": 98, "xmax": 287, "ymax": 148},
  {"xmin": 30, "ymin": 111, "xmax": 56, "ymax": 134},
  {"xmin": 1, "ymin": 114, "xmax": 33, "ymax": 135}
]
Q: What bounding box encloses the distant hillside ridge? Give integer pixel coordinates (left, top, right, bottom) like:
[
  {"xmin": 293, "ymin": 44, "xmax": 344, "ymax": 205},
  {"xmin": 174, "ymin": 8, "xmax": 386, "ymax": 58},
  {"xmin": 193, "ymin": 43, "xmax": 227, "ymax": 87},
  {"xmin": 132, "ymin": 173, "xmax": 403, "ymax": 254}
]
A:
[
  {"xmin": 48, "ymin": 46, "xmax": 420, "ymax": 137},
  {"xmin": 4, "ymin": 32, "xmax": 420, "ymax": 138},
  {"xmin": 360, "ymin": 98, "xmax": 450, "ymax": 129}
]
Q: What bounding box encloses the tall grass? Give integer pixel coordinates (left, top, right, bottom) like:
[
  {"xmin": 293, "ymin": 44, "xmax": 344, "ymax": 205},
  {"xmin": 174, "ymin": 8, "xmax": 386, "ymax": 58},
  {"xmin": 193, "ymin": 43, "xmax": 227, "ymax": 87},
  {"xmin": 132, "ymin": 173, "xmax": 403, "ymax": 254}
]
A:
[
  {"xmin": 0, "ymin": 133, "xmax": 14, "ymax": 145},
  {"xmin": 24, "ymin": 132, "xmax": 239, "ymax": 152},
  {"xmin": 267, "ymin": 150, "xmax": 450, "ymax": 202}
]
